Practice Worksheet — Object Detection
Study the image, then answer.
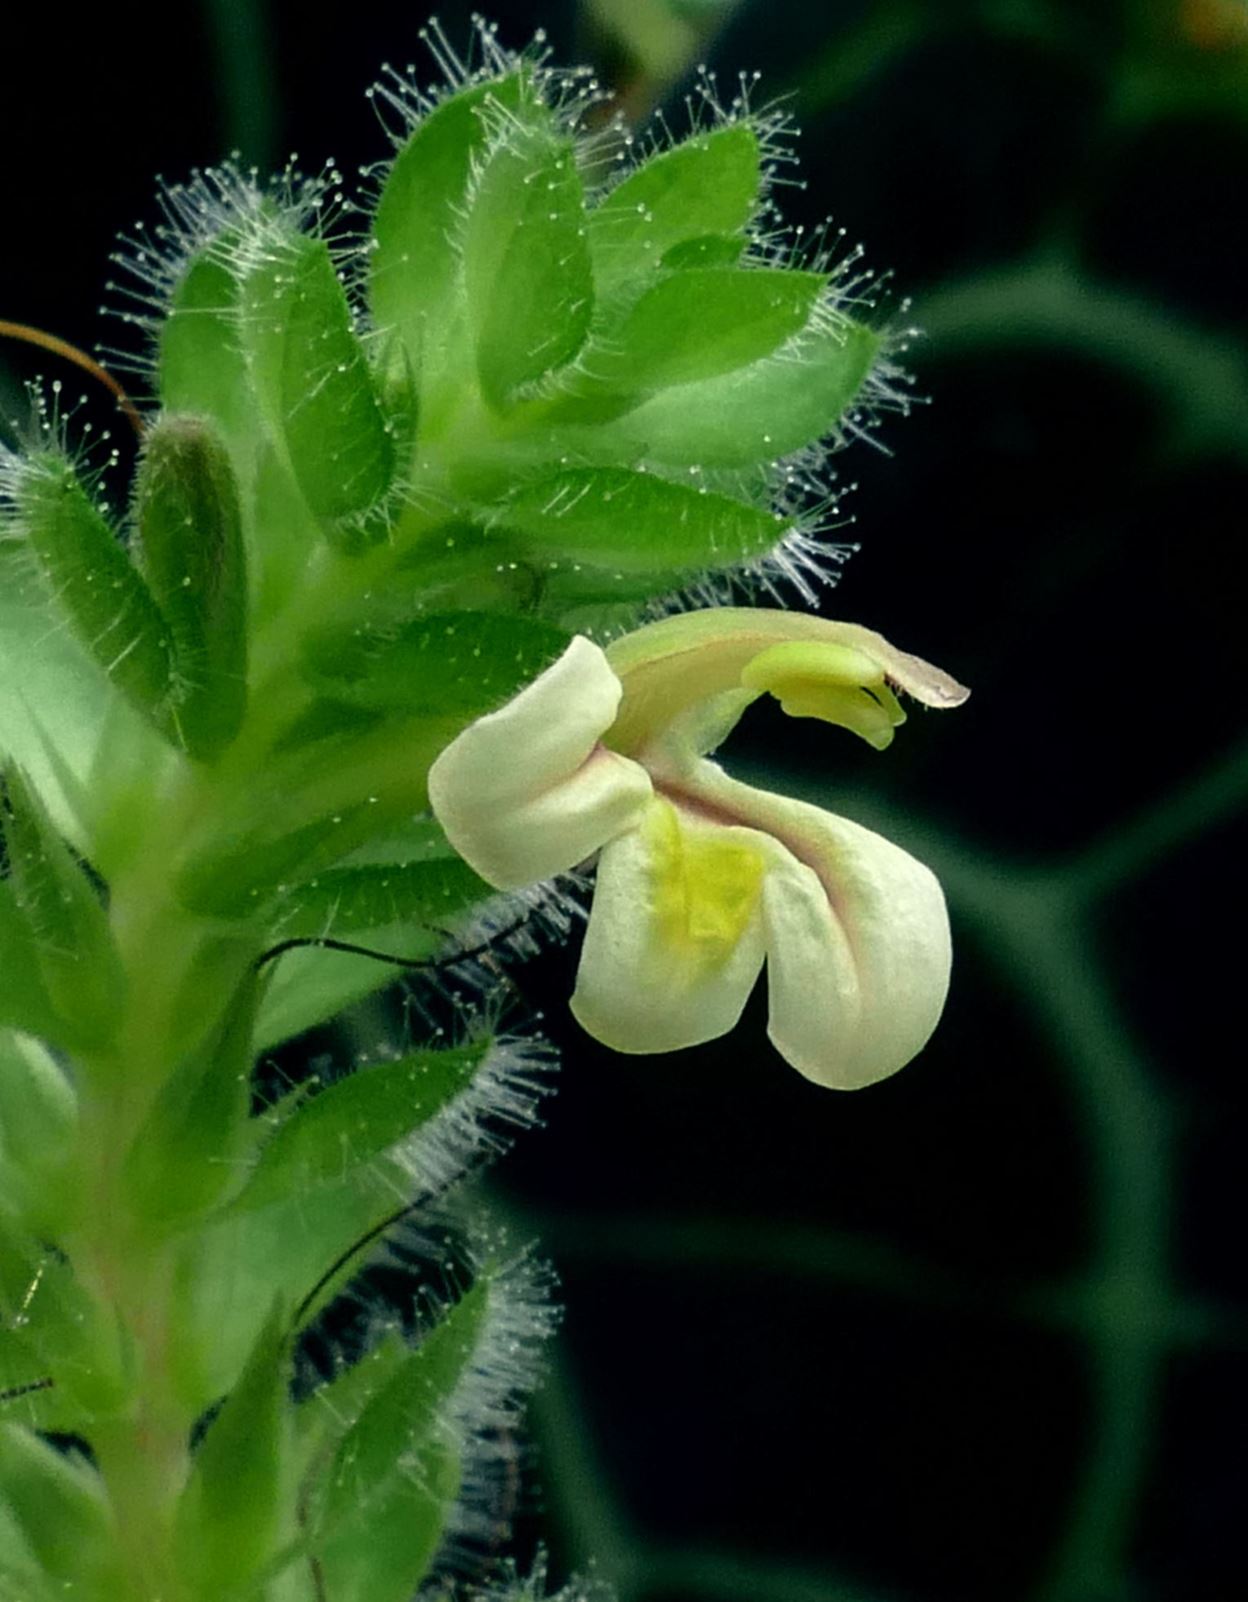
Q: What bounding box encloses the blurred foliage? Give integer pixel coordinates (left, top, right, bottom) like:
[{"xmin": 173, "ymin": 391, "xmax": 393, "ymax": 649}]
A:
[{"xmin": 0, "ymin": 1, "xmax": 1244, "ymax": 1600}]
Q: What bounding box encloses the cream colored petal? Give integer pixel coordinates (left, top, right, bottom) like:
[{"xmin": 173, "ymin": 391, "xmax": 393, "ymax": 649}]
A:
[
  {"xmin": 687, "ymin": 764, "xmax": 952, "ymax": 1089},
  {"xmin": 428, "ymin": 637, "xmax": 652, "ymax": 889},
  {"xmin": 570, "ymin": 798, "xmax": 768, "ymax": 1054}
]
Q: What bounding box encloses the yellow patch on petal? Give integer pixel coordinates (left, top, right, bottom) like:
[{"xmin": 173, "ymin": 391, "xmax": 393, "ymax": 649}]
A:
[
  {"xmin": 741, "ymin": 641, "xmax": 906, "ymax": 750},
  {"xmin": 644, "ymin": 799, "xmax": 766, "ymax": 970}
]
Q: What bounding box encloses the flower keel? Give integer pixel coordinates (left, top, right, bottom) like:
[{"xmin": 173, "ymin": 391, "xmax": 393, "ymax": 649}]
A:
[
  {"xmin": 570, "ymin": 798, "xmax": 770, "ymax": 1055},
  {"xmin": 695, "ymin": 765, "xmax": 953, "ymax": 1089}
]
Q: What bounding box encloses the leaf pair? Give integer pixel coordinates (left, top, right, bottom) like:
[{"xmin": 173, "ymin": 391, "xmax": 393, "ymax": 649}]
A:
[
  {"xmin": 144, "ymin": 63, "xmax": 886, "ymax": 633},
  {"xmin": 240, "ymin": 235, "xmax": 396, "ymax": 550},
  {"xmin": 167, "ymin": 1010, "xmax": 538, "ymax": 1406},
  {"xmin": 370, "ymin": 72, "xmax": 593, "ymax": 416},
  {"xmin": 291, "ymin": 1254, "xmax": 552, "ymax": 1602},
  {"xmin": 13, "ymin": 418, "xmax": 248, "ymax": 762},
  {"xmin": 178, "ymin": 1259, "xmax": 544, "ymax": 1602}
]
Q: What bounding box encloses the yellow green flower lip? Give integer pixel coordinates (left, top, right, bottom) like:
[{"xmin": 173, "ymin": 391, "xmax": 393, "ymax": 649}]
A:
[
  {"xmin": 428, "ymin": 619, "xmax": 967, "ymax": 1090},
  {"xmin": 604, "ymin": 606, "xmax": 968, "ymax": 755}
]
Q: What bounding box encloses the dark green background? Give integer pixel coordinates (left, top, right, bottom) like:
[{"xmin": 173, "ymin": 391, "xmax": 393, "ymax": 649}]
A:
[{"xmin": 2, "ymin": 3, "xmax": 1244, "ymax": 1599}]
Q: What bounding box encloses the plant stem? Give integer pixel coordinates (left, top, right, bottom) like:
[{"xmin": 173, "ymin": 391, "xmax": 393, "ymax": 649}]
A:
[{"xmin": 60, "ymin": 511, "xmax": 458, "ymax": 1596}]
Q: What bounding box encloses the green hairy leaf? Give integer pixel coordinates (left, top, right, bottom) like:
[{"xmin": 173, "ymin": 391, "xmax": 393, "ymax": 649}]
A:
[
  {"xmin": 121, "ymin": 970, "xmax": 260, "ymax": 1227},
  {"xmin": 0, "ymin": 884, "xmax": 63, "ymax": 1043},
  {"xmin": 0, "ymin": 543, "xmax": 143, "ymax": 850},
  {"xmin": 14, "ymin": 459, "xmax": 176, "ymax": 733},
  {"xmin": 589, "ymin": 319, "xmax": 881, "ymax": 467},
  {"xmin": 0, "ymin": 1426, "xmax": 117, "ymax": 1588},
  {"xmin": 134, "ymin": 415, "xmax": 249, "ymax": 758},
  {"xmin": 158, "ymin": 245, "xmax": 254, "ymax": 439},
  {"xmin": 233, "ymin": 1038, "xmax": 491, "ymax": 1211},
  {"xmin": 305, "ymin": 609, "xmax": 572, "ymax": 714},
  {"xmin": 291, "ymin": 1327, "xmax": 408, "ymax": 1475},
  {"xmin": 369, "ymin": 73, "xmax": 526, "ymax": 377},
  {"xmin": 173, "ymin": 1300, "xmax": 290, "ymax": 1590},
  {"xmin": 659, "ymin": 233, "xmax": 748, "ymax": 269},
  {"xmin": 464, "ymin": 120, "xmax": 594, "ymax": 407},
  {"xmin": 0, "ymin": 1232, "xmax": 128, "ymax": 1420},
  {"xmin": 248, "ymin": 440, "xmax": 332, "ymax": 626},
  {"xmin": 588, "ymin": 122, "xmax": 762, "ymax": 282},
  {"xmin": 0, "ymin": 1032, "xmax": 77, "ymax": 1235},
  {"xmin": 497, "ymin": 466, "xmax": 790, "ymax": 576},
  {"xmin": 1, "ymin": 768, "xmax": 123, "ymax": 1045},
  {"xmin": 241, "ymin": 233, "xmax": 394, "ymax": 540},
  {"xmin": 271, "ymin": 818, "xmax": 488, "ymax": 940},
  {"xmin": 586, "ymin": 267, "xmax": 825, "ymax": 393},
  {"xmin": 308, "ymin": 1278, "xmax": 492, "ymax": 1599},
  {"xmin": 175, "ymin": 804, "xmax": 377, "ymax": 920},
  {"xmin": 171, "ymin": 1164, "xmax": 406, "ymax": 1408}
]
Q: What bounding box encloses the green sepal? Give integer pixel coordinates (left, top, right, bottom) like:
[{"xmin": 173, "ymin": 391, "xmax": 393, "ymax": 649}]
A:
[
  {"xmin": 158, "ymin": 242, "xmax": 254, "ymax": 441},
  {"xmin": 169, "ymin": 1160, "xmax": 405, "ymax": 1411},
  {"xmin": 660, "ymin": 233, "xmax": 748, "ymax": 269},
  {"xmin": 231, "ymin": 1037, "xmax": 491, "ymax": 1213},
  {"xmin": 0, "ymin": 884, "xmax": 63, "ymax": 1044},
  {"xmin": 174, "ymin": 1298, "xmax": 290, "ymax": 1592},
  {"xmin": 0, "ymin": 1033, "xmax": 77, "ymax": 1235},
  {"xmin": 291, "ymin": 1328, "xmax": 408, "ymax": 1483},
  {"xmin": 0, "ymin": 1424, "xmax": 117, "ymax": 1587},
  {"xmin": 0, "ymin": 1325, "xmax": 109, "ymax": 1436},
  {"xmin": 0, "ymin": 1546, "xmax": 58, "ymax": 1602},
  {"xmin": 0, "ymin": 1333, "xmax": 65, "ymax": 1435},
  {"xmin": 134, "ymin": 414, "xmax": 249, "ymax": 759},
  {"xmin": 269, "ymin": 696, "xmax": 385, "ymax": 755},
  {"xmin": 175, "ymin": 705, "xmax": 452, "ymax": 922},
  {"xmin": 241, "ymin": 234, "xmax": 394, "ymax": 541},
  {"xmin": 369, "ymin": 73, "xmax": 525, "ymax": 383},
  {"xmin": 0, "ymin": 1495, "xmax": 45, "ymax": 1594},
  {"xmin": 592, "ymin": 320, "xmax": 882, "ymax": 467},
  {"xmin": 588, "ymin": 122, "xmax": 761, "ymax": 283},
  {"xmin": 316, "ymin": 1443, "xmax": 457, "ymax": 1602},
  {"xmin": 174, "ymin": 804, "xmax": 372, "ymax": 921},
  {"xmin": 249, "ymin": 442, "xmax": 328, "ymax": 629},
  {"xmin": 0, "ymin": 542, "xmax": 142, "ymax": 852},
  {"xmin": 586, "ymin": 267, "xmax": 825, "ymax": 393},
  {"xmin": 496, "ymin": 466, "xmax": 790, "ymax": 577},
  {"xmin": 314, "ymin": 519, "xmax": 505, "ymax": 624},
  {"xmin": 463, "ymin": 120, "xmax": 594, "ymax": 408},
  {"xmin": 307, "ymin": 1280, "xmax": 492, "ymax": 1599},
  {"xmin": 376, "ymin": 340, "xmax": 421, "ymax": 473},
  {"xmin": 304, "ymin": 609, "xmax": 571, "ymax": 715},
  {"xmin": 2, "ymin": 767, "xmax": 124, "ymax": 1045},
  {"xmin": 0, "ymin": 1230, "xmax": 128, "ymax": 1419},
  {"xmin": 255, "ymin": 937, "xmax": 437, "ymax": 1052},
  {"xmin": 15, "ymin": 458, "xmax": 176, "ymax": 735},
  {"xmin": 271, "ymin": 822, "xmax": 487, "ymax": 942},
  {"xmin": 120, "ymin": 969, "xmax": 260, "ymax": 1229}
]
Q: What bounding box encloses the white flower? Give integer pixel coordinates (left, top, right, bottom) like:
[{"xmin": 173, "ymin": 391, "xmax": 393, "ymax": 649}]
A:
[{"xmin": 428, "ymin": 609, "xmax": 968, "ymax": 1089}]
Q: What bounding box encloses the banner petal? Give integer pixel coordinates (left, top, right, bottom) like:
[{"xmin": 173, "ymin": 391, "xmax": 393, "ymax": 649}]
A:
[{"xmin": 429, "ymin": 637, "xmax": 652, "ymax": 887}]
